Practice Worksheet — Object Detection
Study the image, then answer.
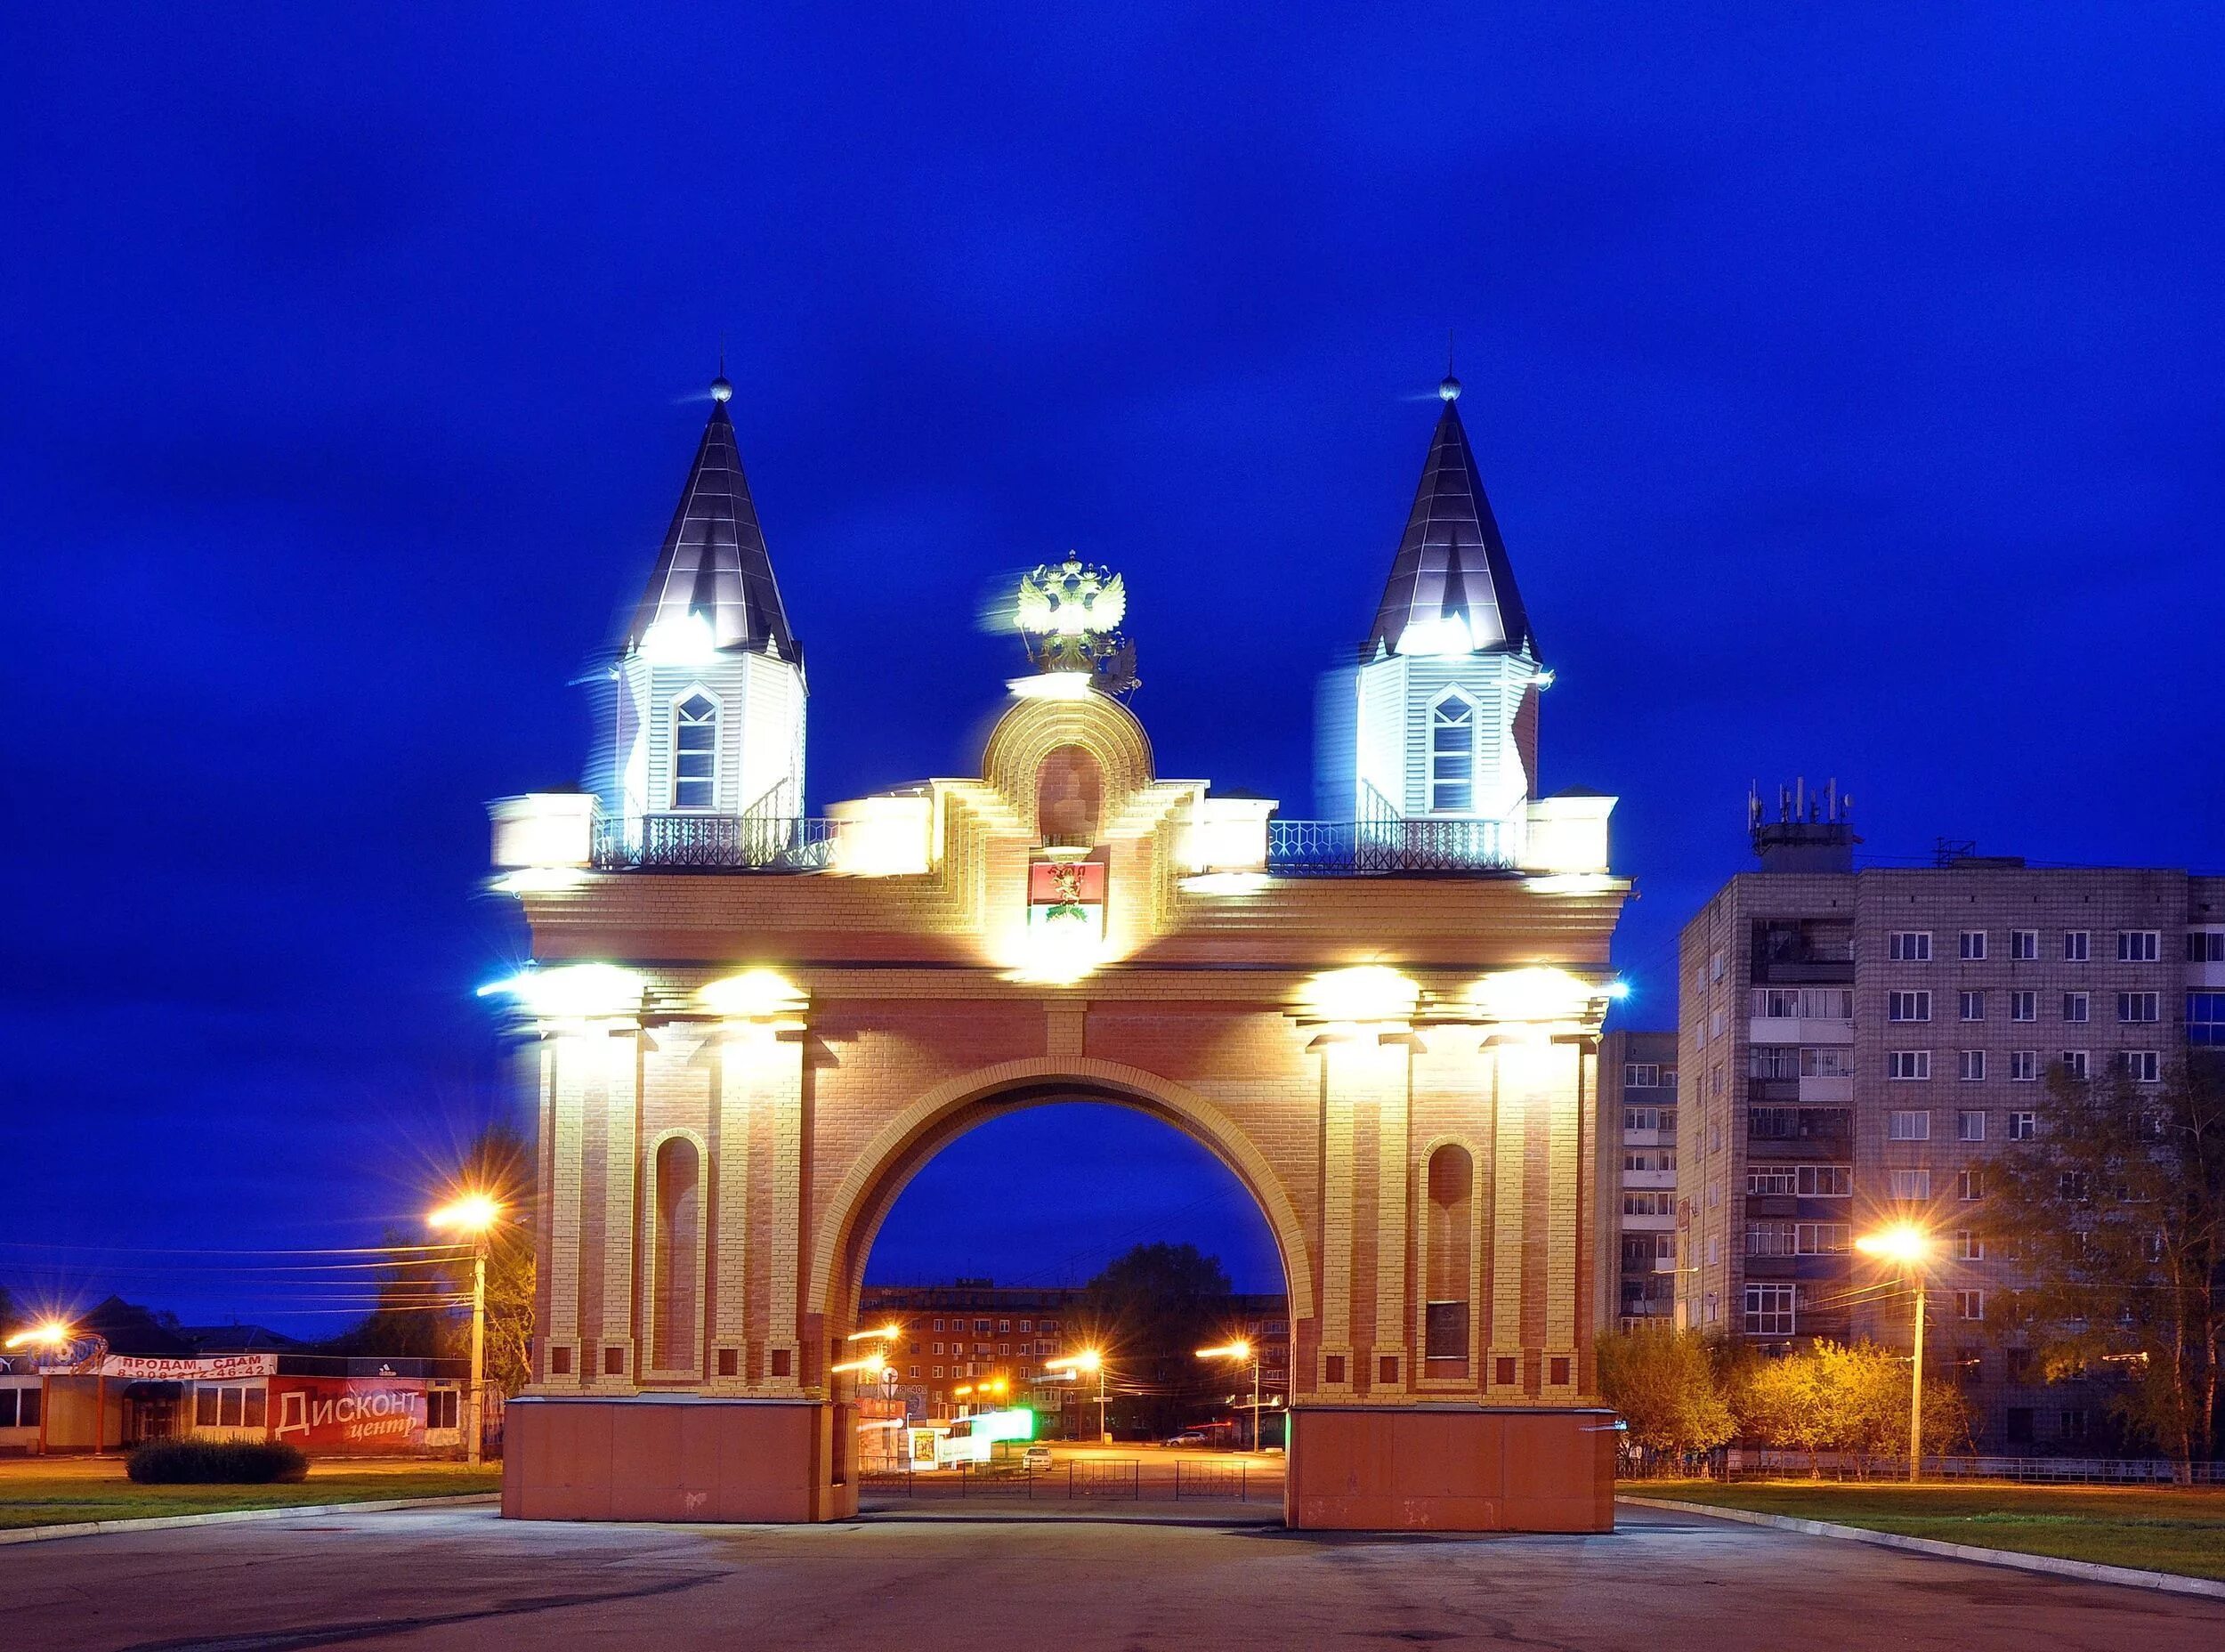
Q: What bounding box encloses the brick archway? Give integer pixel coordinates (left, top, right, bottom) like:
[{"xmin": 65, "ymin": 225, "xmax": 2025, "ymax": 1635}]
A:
[
  {"xmin": 810, "ymin": 1057, "xmax": 1317, "ymax": 1336},
  {"xmin": 495, "ymin": 687, "xmax": 1626, "ymax": 1531}
]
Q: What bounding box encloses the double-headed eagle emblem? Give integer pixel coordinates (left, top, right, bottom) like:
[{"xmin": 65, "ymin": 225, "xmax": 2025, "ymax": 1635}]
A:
[{"xmin": 1015, "ymin": 555, "xmax": 1138, "ymax": 694}]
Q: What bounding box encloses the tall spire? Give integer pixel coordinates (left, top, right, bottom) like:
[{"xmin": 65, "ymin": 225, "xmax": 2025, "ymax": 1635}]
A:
[
  {"xmin": 625, "ymin": 370, "xmax": 797, "ymax": 661},
  {"xmin": 1364, "ymin": 372, "xmax": 1534, "ymax": 660}
]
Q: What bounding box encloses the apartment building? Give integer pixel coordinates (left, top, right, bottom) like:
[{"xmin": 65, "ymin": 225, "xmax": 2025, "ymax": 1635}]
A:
[
  {"xmin": 1595, "ymin": 1031, "xmax": 1679, "ymax": 1331},
  {"xmin": 1677, "ymin": 787, "xmax": 2224, "ymax": 1451}
]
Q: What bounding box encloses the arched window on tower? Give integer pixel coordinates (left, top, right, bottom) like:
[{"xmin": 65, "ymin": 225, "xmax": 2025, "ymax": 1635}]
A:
[
  {"xmin": 651, "ymin": 1136, "xmax": 701, "ymax": 1372},
  {"xmin": 1429, "ymin": 695, "xmax": 1476, "ymax": 814},
  {"xmin": 672, "ymin": 692, "xmax": 717, "ymax": 810},
  {"xmin": 1424, "ymin": 1144, "xmax": 1474, "ymax": 1375}
]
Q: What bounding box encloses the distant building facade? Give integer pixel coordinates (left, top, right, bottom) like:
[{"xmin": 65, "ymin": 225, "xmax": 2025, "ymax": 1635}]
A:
[
  {"xmin": 858, "ymin": 1282, "xmax": 1078, "ymax": 1421},
  {"xmin": 1676, "ymin": 788, "xmax": 2225, "ymax": 1451},
  {"xmin": 1594, "ymin": 1031, "xmax": 1679, "ymax": 1332}
]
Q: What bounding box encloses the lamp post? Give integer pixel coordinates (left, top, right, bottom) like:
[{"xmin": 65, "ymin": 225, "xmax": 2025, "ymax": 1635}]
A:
[
  {"xmin": 428, "ymin": 1192, "xmax": 503, "ymax": 1467},
  {"xmin": 1856, "ymin": 1222, "xmax": 1935, "ymax": 1483},
  {"xmin": 1196, "ymin": 1341, "xmax": 1260, "ymax": 1450},
  {"xmin": 1046, "ymin": 1349, "xmax": 1105, "ymax": 1440}
]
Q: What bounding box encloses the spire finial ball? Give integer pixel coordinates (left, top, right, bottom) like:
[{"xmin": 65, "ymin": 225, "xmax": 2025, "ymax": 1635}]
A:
[
  {"xmin": 1438, "ymin": 373, "xmax": 1462, "ymax": 402},
  {"xmin": 710, "ymin": 373, "xmax": 733, "ymax": 403}
]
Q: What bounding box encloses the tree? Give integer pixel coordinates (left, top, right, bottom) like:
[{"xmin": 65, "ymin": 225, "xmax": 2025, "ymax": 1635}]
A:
[
  {"xmin": 1080, "ymin": 1243, "xmax": 1234, "ymax": 1438},
  {"xmin": 1735, "ymin": 1340, "xmax": 1971, "ymax": 1476},
  {"xmin": 1595, "ymin": 1325, "xmax": 1736, "ymax": 1463},
  {"xmin": 1983, "ymin": 1058, "xmax": 2225, "ymax": 1470}
]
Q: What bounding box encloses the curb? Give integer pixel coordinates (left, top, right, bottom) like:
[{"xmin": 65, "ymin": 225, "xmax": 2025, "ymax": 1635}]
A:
[
  {"xmin": 1617, "ymin": 1494, "xmax": 2225, "ymax": 1601},
  {"xmin": 0, "ymin": 1493, "xmax": 500, "ymax": 1547}
]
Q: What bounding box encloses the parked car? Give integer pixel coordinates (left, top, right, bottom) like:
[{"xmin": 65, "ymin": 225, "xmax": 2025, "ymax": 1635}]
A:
[
  {"xmin": 1164, "ymin": 1430, "xmax": 1211, "ymax": 1447},
  {"xmin": 1021, "ymin": 1444, "xmax": 1054, "ymax": 1471}
]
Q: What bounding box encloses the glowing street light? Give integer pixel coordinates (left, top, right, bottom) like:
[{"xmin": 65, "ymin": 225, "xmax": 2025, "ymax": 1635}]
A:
[
  {"xmin": 3, "ymin": 1320, "xmax": 72, "ymax": 1351},
  {"xmin": 1197, "ymin": 1340, "xmax": 1262, "ymax": 1451},
  {"xmin": 1046, "ymin": 1348, "xmax": 1107, "ymax": 1441},
  {"xmin": 429, "ymin": 1190, "xmax": 505, "ymax": 1467},
  {"xmin": 1856, "ymin": 1222, "xmax": 1938, "ymax": 1482}
]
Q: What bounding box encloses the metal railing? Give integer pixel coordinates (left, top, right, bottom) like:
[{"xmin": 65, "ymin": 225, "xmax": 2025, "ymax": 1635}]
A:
[
  {"xmin": 593, "ymin": 814, "xmax": 837, "ymax": 871},
  {"xmin": 858, "ymin": 1458, "xmax": 1268, "ymax": 1502},
  {"xmin": 1266, "ymin": 817, "xmax": 1511, "ymax": 876},
  {"xmin": 1619, "ymin": 1448, "xmax": 2225, "ymax": 1486}
]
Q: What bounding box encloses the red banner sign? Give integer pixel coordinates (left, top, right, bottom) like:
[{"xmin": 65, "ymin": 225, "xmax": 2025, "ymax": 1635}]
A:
[{"xmin": 269, "ymin": 1378, "xmax": 427, "ymax": 1452}]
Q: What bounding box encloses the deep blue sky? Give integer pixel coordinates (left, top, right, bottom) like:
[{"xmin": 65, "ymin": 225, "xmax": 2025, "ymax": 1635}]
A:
[{"xmin": 4, "ymin": 7, "xmax": 2219, "ymax": 1324}]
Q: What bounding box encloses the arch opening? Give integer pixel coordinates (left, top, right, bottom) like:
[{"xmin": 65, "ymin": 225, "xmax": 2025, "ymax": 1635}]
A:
[{"xmin": 822, "ymin": 1076, "xmax": 1305, "ymax": 1472}]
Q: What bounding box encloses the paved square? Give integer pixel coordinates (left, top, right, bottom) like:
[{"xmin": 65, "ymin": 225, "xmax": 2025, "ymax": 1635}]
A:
[{"xmin": 4, "ymin": 1503, "xmax": 2219, "ymax": 1651}]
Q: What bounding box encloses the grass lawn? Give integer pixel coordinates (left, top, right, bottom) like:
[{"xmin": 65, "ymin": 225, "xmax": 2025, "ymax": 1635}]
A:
[
  {"xmin": 0, "ymin": 1465, "xmax": 502, "ymax": 1530},
  {"xmin": 1632, "ymin": 1480, "xmax": 2225, "ymax": 1583}
]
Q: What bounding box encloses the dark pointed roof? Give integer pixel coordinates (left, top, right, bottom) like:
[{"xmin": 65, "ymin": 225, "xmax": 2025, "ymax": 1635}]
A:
[
  {"xmin": 1366, "ymin": 378, "xmax": 1536, "ymax": 660},
  {"xmin": 625, "ymin": 386, "xmax": 797, "ymax": 660}
]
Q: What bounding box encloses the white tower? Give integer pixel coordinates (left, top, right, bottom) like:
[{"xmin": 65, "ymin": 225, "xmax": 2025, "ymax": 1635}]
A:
[
  {"xmin": 1318, "ymin": 370, "xmax": 1584, "ymax": 871},
  {"xmin": 587, "ymin": 370, "xmax": 807, "ymax": 862}
]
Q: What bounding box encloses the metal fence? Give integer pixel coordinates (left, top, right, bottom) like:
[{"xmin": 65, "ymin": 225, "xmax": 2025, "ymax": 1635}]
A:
[
  {"xmin": 860, "ymin": 1458, "xmax": 1272, "ymax": 1502},
  {"xmin": 593, "ymin": 814, "xmax": 837, "ymax": 871},
  {"xmin": 1265, "ymin": 817, "xmax": 1511, "ymax": 876},
  {"xmin": 1619, "ymin": 1448, "xmax": 2225, "ymax": 1486}
]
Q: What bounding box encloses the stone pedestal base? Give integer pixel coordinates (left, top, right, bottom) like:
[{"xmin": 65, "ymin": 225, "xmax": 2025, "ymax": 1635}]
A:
[
  {"xmin": 501, "ymin": 1396, "xmax": 857, "ymax": 1523},
  {"xmin": 1286, "ymin": 1405, "xmax": 1617, "ymax": 1531}
]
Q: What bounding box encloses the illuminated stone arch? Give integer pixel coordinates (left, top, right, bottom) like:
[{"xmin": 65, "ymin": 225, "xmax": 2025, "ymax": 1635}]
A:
[
  {"xmin": 979, "ymin": 692, "xmax": 1158, "ymax": 836},
  {"xmin": 807, "ymin": 1056, "xmax": 1315, "ymax": 1332}
]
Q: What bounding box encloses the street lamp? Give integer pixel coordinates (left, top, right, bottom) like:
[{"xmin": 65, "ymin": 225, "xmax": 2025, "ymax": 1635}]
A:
[
  {"xmin": 1046, "ymin": 1348, "xmax": 1105, "ymax": 1440},
  {"xmin": 1855, "ymin": 1221, "xmax": 1936, "ymax": 1483},
  {"xmin": 428, "ymin": 1191, "xmax": 505, "ymax": 1467},
  {"xmin": 4, "ymin": 1322, "xmax": 75, "ymax": 1458},
  {"xmin": 1196, "ymin": 1340, "xmax": 1260, "ymax": 1451}
]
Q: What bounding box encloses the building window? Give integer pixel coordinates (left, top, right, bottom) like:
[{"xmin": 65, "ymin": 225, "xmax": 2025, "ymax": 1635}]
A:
[
  {"xmin": 1889, "ymin": 1169, "xmax": 1932, "ymax": 1200},
  {"xmin": 1954, "ymin": 1290, "xmax": 1985, "ymax": 1322},
  {"xmin": 999, "ymin": 1319, "xmax": 1012, "ymax": 1333},
  {"xmin": 2008, "ymin": 1111, "xmax": 2036, "ymax": 1140},
  {"xmin": 1747, "ymin": 1167, "xmax": 1795, "ymax": 1195},
  {"xmin": 1958, "ymin": 1051, "xmax": 1986, "ymax": 1082},
  {"xmin": 1744, "ymin": 1284, "xmax": 1796, "ymax": 1336},
  {"xmin": 2010, "ymin": 991, "xmax": 2036, "ymax": 1022},
  {"xmin": 1956, "ymin": 1169, "xmax": 1983, "ymax": 1201},
  {"xmin": 2117, "ymin": 930, "xmax": 2159, "ymax": 962},
  {"xmin": 1624, "ymin": 1063, "xmax": 1663, "ymax": 1088},
  {"xmin": 1888, "ymin": 1050, "xmax": 1930, "ymax": 1081},
  {"xmin": 1959, "ymin": 992, "xmax": 1984, "ymax": 1022},
  {"xmin": 2060, "ymin": 1050, "xmax": 2089, "ymax": 1080},
  {"xmin": 672, "ymin": 692, "xmax": 717, "ymax": 810},
  {"xmin": 2190, "ymin": 992, "xmax": 2225, "ymax": 1046},
  {"xmin": 1428, "ymin": 695, "xmax": 1476, "ymax": 812},
  {"xmin": 2117, "ymin": 992, "xmax": 2159, "ymax": 1024},
  {"xmin": 1795, "ymin": 1222, "xmax": 1850, "ymax": 1254},
  {"xmin": 2120, "ymin": 1050, "xmax": 2161, "ymax": 1083},
  {"xmin": 2010, "ymin": 1050, "xmax": 2038, "ymax": 1081},
  {"xmin": 1888, "ymin": 1109, "xmax": 1930, "ymax": 1141},
  {"xmin": 1622, "ymin": 1192, "xmax": 1670, "ymax": 1217},
  {"xmin": 2062, "ymin": 992, "xmax": 2089, "ymax": 1024},
  {"xmin": 1955, "ymin": 1230, "xmax": 1985, "ymax": 1260},
  {"xmin": 1746, "ymin": 1220, "xmax": 1794, "ymax": 1256},
  {"xmin": 2189, "ymin": 931, "xmax": 2225, "ymax": 963},
  {"xmin": 1957, "ymin": 1109, "xmax": 1986, "ymax": 1141},
  {"xmin": 1018, "ymin": 1319, "xmax": 1032, "ymax": 1332},
  {"xmin": 933, "ymin": 1318, "xmax": 944, "ymax": 1332},
  {"xmin": 1959, "ymin": 930, "xmax": 1986, "ymax": 960},
  {"xmin": 1889, "ymin": 932, "xmax": 1931, "ymax": 962},
  {"xmin": 2011, "ymin": 929, "xmax": 2037, "ymax": 960},
  {"xmin": 1889, "ymin": 991, "xmax": 1931, "ymax": 1023},
  {"xmin": 1796, "ymin": 1164, "xmax": 1852, "ymax": 1197},
  {"xmin": 2063, "ymin": 930, "xmax": 2090, "ymax": 961},
  {"xmin": 1800, "ymin": 1047, "xmax": 1854, "ymax": 1078}
]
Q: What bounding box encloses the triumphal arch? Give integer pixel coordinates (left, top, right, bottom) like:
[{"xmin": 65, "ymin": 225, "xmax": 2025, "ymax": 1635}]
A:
[{"xmin": 486, "ymin": 368, "xmax": 1628, "ymax": 1530}]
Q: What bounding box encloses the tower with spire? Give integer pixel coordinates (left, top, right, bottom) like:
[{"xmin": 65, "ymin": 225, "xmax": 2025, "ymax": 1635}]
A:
[
  {"xmin": 1318, "ymin": 367, "xmax": 1560, "ymax": 866},
  {"xmin": 587, "ymin": 368, "xmax": 807, "ymax": 845}
]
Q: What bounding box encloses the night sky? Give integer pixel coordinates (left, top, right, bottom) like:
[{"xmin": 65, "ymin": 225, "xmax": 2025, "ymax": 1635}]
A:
[{"xmin": 4, "ymin": 8, "xmax": 2219, "ymax": 1327}]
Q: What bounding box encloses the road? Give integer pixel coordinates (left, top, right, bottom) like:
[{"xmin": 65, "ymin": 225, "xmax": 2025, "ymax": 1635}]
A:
[{"xmin": 4, "ymin": 1500, "xmax": 2219, "ymax": 1651}]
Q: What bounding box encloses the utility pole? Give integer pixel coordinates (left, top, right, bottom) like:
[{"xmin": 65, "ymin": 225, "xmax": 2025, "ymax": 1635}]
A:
[
  {"xmin": 468, "ymin": 1235, "xmax": 489, "ymax": 1468},
  {"xmin": 1907, "ymin": 1271, "xmax": 1926, "ymax": 1484}
]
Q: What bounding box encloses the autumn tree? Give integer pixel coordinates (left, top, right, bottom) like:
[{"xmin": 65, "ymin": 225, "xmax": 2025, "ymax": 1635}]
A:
[
  {"xmin": 1595, "ymin": 1324, "xmax": 1736, "ymax": 1464},
  {"xmin": 1736, "ymin": 1340, "xmax": 1971, "ymax": 1475},
  {"xmin": 1983, "ymin": 1058, "xmax": 2224, "ymax": 1470}
]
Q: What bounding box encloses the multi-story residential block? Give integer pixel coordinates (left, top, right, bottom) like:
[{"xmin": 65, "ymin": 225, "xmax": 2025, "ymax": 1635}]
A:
[
  {"xmin": 857, "ymin": 1282, "xmax": 1077, "ymax": 1421},
  {"xmin": 1594, "ymin": 1031, "xmax": 1679, "ymax": 1331},
  {"xmin": 1677, "ymin": 785, "xmax": 2224, "ymax": 1451}
]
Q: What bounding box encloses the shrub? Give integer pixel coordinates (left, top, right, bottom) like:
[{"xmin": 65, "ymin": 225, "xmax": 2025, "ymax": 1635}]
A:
[{"xmin": 126, "ymin": 1439, "xmax": 311, "ymax": 1485}]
